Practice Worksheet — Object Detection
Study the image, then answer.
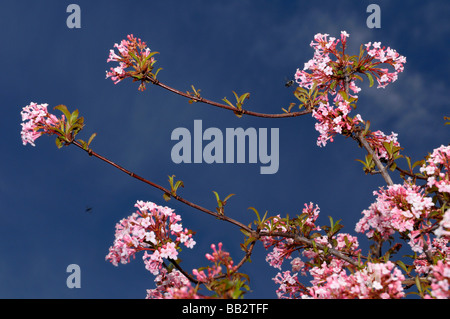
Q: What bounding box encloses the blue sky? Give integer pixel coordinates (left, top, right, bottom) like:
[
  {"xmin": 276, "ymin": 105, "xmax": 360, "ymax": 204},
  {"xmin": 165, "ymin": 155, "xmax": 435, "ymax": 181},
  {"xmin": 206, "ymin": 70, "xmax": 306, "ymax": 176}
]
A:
[{"xmin": 1, "ymin": 1, "xmax": 449, "ymax": 298}]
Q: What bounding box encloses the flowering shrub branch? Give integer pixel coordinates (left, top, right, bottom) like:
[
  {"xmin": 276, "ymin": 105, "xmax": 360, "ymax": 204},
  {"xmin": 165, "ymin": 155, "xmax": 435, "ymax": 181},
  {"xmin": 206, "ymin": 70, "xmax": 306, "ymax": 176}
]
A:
[{"xmin": 21, "ymin": 32, "xmax": 449, "ymax": 299}]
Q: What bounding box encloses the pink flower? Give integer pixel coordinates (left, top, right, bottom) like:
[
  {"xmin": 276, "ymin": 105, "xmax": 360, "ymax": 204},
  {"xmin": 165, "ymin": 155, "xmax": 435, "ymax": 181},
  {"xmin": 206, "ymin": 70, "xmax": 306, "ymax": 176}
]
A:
[
  {"xmin": 160, "ymin": 242, "xmax": 178, "ymax": 260},
  {"xmin": 363, "ymin": 42, "xmax": 406, "ymax": 88},
  {"xmin": 105, "ymin": 200, "xmax": 195, "ymax": 276},
  {"xmin": 426, "ymin": 260, "xmax": 450, "ymax": 299},
  {"xmin": 146, "ymin": 268, "xmax": 196, "ymax": 299},
  {"xmin": 355, "ymin": 183, "xmax": 434, "ymax": 252},
  {"xmin": 290, "ymin": 257, "xmax": 305, "ymax": 273},
  {"xmin": 20, "ymin": 102, "xmax": 64, "ymax": 146},
  {"xmin": 420, "ymin": 145, "xmax": 450, "ymax": 196},
  {"xmin": 311, "ymin": 100, "xmax": 364, "ymax": 147},
  {"xmin": 365, "ymin": 130, "xmax": 400, "ymax": 160},
  {"xmin": 106, "ymin": 34, "xmax": 158, "ymax": 91},
  {"xmin": 435, "ymin": 209, "xmax": 450, "ymax": 239},
  {"xmin": 300, "ymin": 261, "xmax": 405, "ymax": 299}
]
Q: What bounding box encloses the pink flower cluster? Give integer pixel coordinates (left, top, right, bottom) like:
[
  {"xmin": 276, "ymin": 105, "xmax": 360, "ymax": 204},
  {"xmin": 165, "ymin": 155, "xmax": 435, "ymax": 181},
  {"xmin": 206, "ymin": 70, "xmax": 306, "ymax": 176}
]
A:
[
  {"xmin": 106, "ymin": 34, "xmax": 155, "ymax": 90},
  {"xmin": 192, "ymin": 242, "xmax": 237, "ymax": 283},
  {"xmin": 364, "ymin": 42, "xmax": 406, "ymax": 88},
  {"xmin": 261, "ymin": 203, "xmax": 322, "ymax": 269},
  {"xmin": 420, "ymin": 144, "xmax": 450, "ymax": 194},
  {"xmin": 145, "ymin": 242, "xmax": 238, "ymax": 299},
  {"xmin": 312, "ymin": 99, "xmax": 364, "ymax": 147},
  {"xmin": 355, "ymin": 183, "xmax": 435, "ymax": 252},
  {"xmin": 261, "ymin": 202, "xmax": 409, "ymax": 299},
  {"xmin": 414, "ymin": 237, "xmax": 449, "ymax": 275},
  {"xmin": 105, "ymin": 200, "xmax": 196, "ymax": 275},
  {"xmin": 295, "ymin": 32, "xmax": 405, "ymax": 151},
  {"xmin": 274, "ymin": 259, "xmax": 405, "ymax": 299},
  {"xmin": 295, "ymin": 32, "xmax": 357, "ymax": 94},
  {"xmin": 364, "ymin": 130, "xmax": 400, "ymax": 160},
  {"xmin": 145, "ymin": 268, "xmax": 199, "ymax": 299},
  {"xmin": 425, "ymin": 260, "xmax": 450, "ymax": 299},
  {"xmin": 436, "ymin": 209, "xmax": 450, "ymax": 239},
  {"xmin": 20, "ymin": 102, "xmax": 63, "ymax": 146},
  {"xmin": 304, "ymin": 261, "xmax": 405, "ymax": 299}
]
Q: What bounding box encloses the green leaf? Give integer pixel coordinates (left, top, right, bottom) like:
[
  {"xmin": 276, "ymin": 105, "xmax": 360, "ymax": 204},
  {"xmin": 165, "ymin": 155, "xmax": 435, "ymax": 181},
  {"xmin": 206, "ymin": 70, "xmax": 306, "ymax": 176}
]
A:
[
  {"xmin": 365, "ymin": 72, "xmax": 374, "ymax": 87},
  {"xmin": 168, "ymin": 175, "xmax": 175, "ymax": 188},
  {"xmin": 353, "ymin": 74, "xmax": 363, "ymax": 82},
  {"xmin": 389, "ymin": 162, "xmax": 397, "ymax": 171},
  {"xmin": 363, "ymin": 120, "xmax": 371, "ymax": 136},
  {"xmin": 248, "ymin": 207, "xmax": 260, "ymax": 222},
  {"xmin": 222, "ymin": 97, "xmax": 235, "ymax": 108},
  {"xmin": 87, "ymin": 133, "xmax": 97, "ymax": 146},
  {"xmin": 223, "ymin": 193, "xmax": 235, "ymax": 203},
  {"xmin": 153, "ymin": 67, "xmax": 163, "ymax": 79},
  {"xmin": 328, "ymin": 216, "xmax": 334, "ymax": 229},
  {"xmin": 339, "ymin": 90, "xmax": 348, "ymax": 101},
  {"xmin": 412, "ymin": 160, "xmax": 425, "ymax": 170},
  {"xmin": 69, "ymin": 109, "xmax": 79, "ymax": 125},
  {"xmin": 55, "ymin": 137, "xmax": 63, "ymax": 149},
  {"xmin": 54, "ymin": 104, "xmax": 71, "ymax": 120},
  {"xmin": 163, "ymin": 192, "xmax": 171, "ymax": 201},
  {"xmin": 128, "ymin": 51, "xmax": 139, "ymax": 62},
  {"xmin": 239, "ymin": 92, "xmax": 250, "ymax": 103},
  {"xmin": 240, "ymin": 229, "xmax": 251, "ymax": 237},
  {"xmin": 212, "ymin": 191, "xmax": 221, "ymax": 203},
  {"xmin": 415, "ymin": 276, "xmax": 422, "ymax": 294},
  {"xmin": 142, "ymin": 51, "xmax": 159, "ymax": 64}
]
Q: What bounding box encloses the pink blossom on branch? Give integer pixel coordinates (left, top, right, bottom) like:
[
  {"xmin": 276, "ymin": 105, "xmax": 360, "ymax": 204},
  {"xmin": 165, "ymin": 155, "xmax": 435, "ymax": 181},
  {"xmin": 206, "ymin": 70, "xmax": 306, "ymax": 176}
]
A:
[
  {"xmin": 20, "ymin": 102, "xmax": 64, "ymax": 146},
  {"xmin": 145, "ymin": 268, "xmax": 199, "ymax": 299},
  {"xmin": 105, "ymin": 200, "xmax": 196, "ymax": 275},
  {"xmin": 355, "ymin": 182, "xmax": 435, "ymax": 252},
  {"xmin": 146, "ymin": 242, "xmax": 247, "ymax": 299},
  {"xmin": 364, "ymin": 42, "xmax": 406, "ymax": 88},
  {"xmin": 274, "ymin": 261, "xmax": 405, "ymax": 299},
  {"xmin": 295, "ymin": 32, "xmax": 405, "ymax": 151},
  {"xmin": 305, "ymin": 261, "xmax": 405, "ymax": 299},
  {"xmin": 420, "ymin": 144, "xmax": 450, "ymax": 194},
  {"xmin": 105, "ymin": 34, "xmax": 159, "ymax": 91},
  {"xmin": 435, "ymin": 209, "xmax": 450, "ymax": 240},
  {"xmin": 425, "ymin": 259, "xmax": 450, "ymax": 299},
  {"xmin": 312, "ymin": 99, "xmax": 365, "ymax": 147}
]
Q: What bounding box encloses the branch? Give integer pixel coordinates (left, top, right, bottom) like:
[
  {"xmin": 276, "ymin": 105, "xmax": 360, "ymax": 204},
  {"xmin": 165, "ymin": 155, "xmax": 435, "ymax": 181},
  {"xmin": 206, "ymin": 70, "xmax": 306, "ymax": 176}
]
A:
[
  {"xmin": 166, "ymin": 258, "xmax": 199, "ymax": 285},
  {"xmin": 260, "ymin": 231, "xmax": 361, "ymax": 268},
  {"xmin": 144, "ymin": 75, "xmax": 312, "ymax": 118},
  {"xmin": 342, "ymin": 70, "xmax": 393, "ymax": 186},
  {"xmin": 356, "ymin": 130, "xmax": 394, "ymax": 186},
  {"xmin": 71, "ymin": 140, "xmax": 253, "ymax": 233},
  {"xmin": 395, "ymin": 165, "xmax": 427, "ymax": 180}
]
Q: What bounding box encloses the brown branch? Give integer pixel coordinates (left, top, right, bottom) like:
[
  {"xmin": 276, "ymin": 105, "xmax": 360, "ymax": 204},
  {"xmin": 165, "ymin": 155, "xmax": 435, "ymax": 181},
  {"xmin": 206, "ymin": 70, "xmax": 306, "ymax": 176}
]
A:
[
  {"xmin": 144, "ymin": 75, "xmax": 312, "ymax": 118},
  {"xmin": 166, "ymin": 258, "xmax": 199, "ymax": 285},
  {"xmin": 402, "ymin": 277, "xmax": 430, "ymax": 289},
  {"xmin": 260, "ymin": 231, "xmax": 361, "ymax": 268},
  {"xmin": 341, "ymin": 70, "xmax": 393, "ymax": 187},
  {"xmin": 356, "ymin": 131, "xmax": 394, "ymax": 186},
  {"xmin": 71, "ymin": 140, "xmax": 252, "ymax": 233},
  {"xmin": 395, "ymin": 165, "xmax": 427, "ymax": 180}
]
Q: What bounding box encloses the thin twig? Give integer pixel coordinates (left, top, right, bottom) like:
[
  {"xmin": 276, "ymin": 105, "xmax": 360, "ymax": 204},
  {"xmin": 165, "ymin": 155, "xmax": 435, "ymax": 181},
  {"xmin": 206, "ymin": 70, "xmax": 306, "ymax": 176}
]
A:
[
  {"xmin": 356, "ymin": 131, "xmax": 394, "ymax": 186},
  {"xmin": 71, "ymin": 140, "xmax": 252, "ymax": 233},
  {"xmin": 260, "ymin": 231, "xmax": 361, "ymax": 268},
  {"xmin": 145, "ymin": 75, "xmax": 312, "ymax": 118}
]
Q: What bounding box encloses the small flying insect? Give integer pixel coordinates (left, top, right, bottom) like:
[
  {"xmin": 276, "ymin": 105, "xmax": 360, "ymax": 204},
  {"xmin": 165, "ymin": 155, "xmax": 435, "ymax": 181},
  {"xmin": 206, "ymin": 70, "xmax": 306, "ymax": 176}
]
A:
[
  {"xmin": 85, "ymin": 206, "xmax": 93, "ymax": 213},
  {"xmin": 284, "ymin": 77, "xmax": 295, "ymax": 88}
]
